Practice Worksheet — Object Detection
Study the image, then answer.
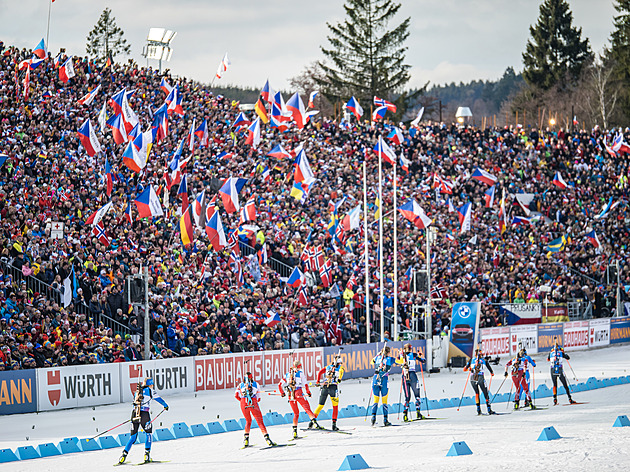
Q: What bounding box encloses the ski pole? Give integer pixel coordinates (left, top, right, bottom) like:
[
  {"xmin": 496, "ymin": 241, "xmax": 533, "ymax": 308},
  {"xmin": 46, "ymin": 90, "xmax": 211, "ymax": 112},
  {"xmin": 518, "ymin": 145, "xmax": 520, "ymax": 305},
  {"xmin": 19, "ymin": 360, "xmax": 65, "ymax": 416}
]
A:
[
  {"xmin": 456, "ymin": 369, "xmax": 471, "ymax": 411},
  {"xmin": 364, "ymin": 384, "xmax": 373, "ymax": 421},
  {"xmin": 506, "ymin": 379, "xmax": 513, "ymax": 410},
  {"xmin": 532, "ymin": 367, "xmax": 536, "ymax": 406},
  {"xmin": 490, "ymin": 376, "xmax": 507, "ymax": 404},
  {"xmin": 566, "ymin": 360, "xmax": 578, "ymax": 382},
  {"xmin": 85, "ymin": 418, "xmax": 132, "ymax": 442},
  {"xmin": 397, "ymin": 375, "xmax": 403, "ymax": 420},
  {"xmin": 419, "ymin": 361, "xmax": 430, "ymax": 417},
  {"xmin": 146, "ymin": 408, "xmax": 167, "ymax": 428}
]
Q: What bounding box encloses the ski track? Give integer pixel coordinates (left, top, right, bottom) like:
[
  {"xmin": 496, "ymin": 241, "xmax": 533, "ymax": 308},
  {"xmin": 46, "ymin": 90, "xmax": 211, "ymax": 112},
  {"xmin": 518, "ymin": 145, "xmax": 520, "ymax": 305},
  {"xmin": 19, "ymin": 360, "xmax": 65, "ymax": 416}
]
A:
[{"xmin": 2, "ymin": 345, "xmax": 630, "ymax": 471}]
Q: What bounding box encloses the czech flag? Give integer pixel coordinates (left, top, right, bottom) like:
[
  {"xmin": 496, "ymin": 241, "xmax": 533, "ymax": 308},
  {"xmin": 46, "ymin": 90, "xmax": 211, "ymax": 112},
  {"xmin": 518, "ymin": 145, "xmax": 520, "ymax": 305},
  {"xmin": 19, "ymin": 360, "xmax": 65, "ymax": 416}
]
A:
[
  {"xmin": 294, "ymin": 149, "xmax": 315, "ymax": 183},
  {"xmin": 398, "ymin": 199, "xmax": 432, "ymax": 229},
  {"xmin": 373, "ymin": 135, "xmax": 396, "ymax": 164},
  {"xmin": 374, "ymin": 96, "xmax": 397, "ymax": 113},
  {"xmin": 387, "ymin": 127, "xmax": 404, "ymax": 146},
  {"xmin": 59, "ymin": 57, "xmax": 75, "ymax": 83},
  {"xmin": 410, "ymin": 107, "xmax": 424, "ymax": 127},
  {"xmin": 216, "ymin": 52, "xmax": 230, "ymax": 79},
  {"xmin": 206, "ymin": 211, "xmax": 227, "ymax": 251},
  {"xmin": 245, "ymin": 117, "xmax": 261, "ymax": 147},
  {"xmin": 552, "ymin": 171, "xmax": 568, "ymax": 189},
  {"xmin": 264, "ymin": 311, "xmax": 281, "ymax": 328},
  {"xmin": 180, "ymin": 204, "xmax": 195, "ymax": 246},
  {"xmin": 33, "ymin": 38, "xmax": 47, "ymax": 59},
  {"xmin": 457, "ymin": 202, "xmax": 472, "ymax": 234},
  {"xmin": 345, "ymin": 96, "xmax": 363, "ymax": 120},
  {"xmin": 219, "ymin": 177, "xmax": 247, "ymax": 213},
  {"xmin": 232, "ymin": 112, "xmax": 251, "ymax": 132},
  {"xmin": 106, "ymin": 113, "xmax": 128, "ymax": 145},
  {"xmin": 178, "ymin": 174, "xmax": 189, "ymax": 212},
  {"xmin": 152, "ymin": 103, "xmax": 168, "ymax": 143},
  {"xmin": 286, "ymin": 92, "xmax": 307, "ymax": 129},
  {"xmin": 267, "ymin": 144, "xmax": 291, "ymax": 159},
  {"xmin": 511, "ymin": 216, "xmax": 531, "ymax": 226},
  {"xmin": 471, "ymin": 167, "xmax": 497, "ymax": 186},
  {"xmin": 585, "ymin": 230, "xmax": 601, "ymax": 249},
  {"xmin": 77, "ymin": 119, "xmax": 101, "ymax": 157},
  {"xmin": 194, "ymin": 119, "xmax": 209, "ymax": 147},
  {"xmin": 372, "ymin": 105, "xmax": 388, "ymax": 121},
  {"xmin": 104, "ymin": 158, "xmax": 113, "ymax": 197},
  {"xmin": 192, "ymin": 190, "xmax": 207, "ymax": 229},
  {"xmin": 400, "ymin": 154, "xmax": 411, "ymax": 173},
  {"xmin": 134, "ymin": 185, "xmax": 164, "ymax": 219},
  {"xmin": 160, "ymin": 77, "xmax": 173, "ymax": 95},
  {"xmin": 122, "ymin": 141, "xmax": 145, "ymax": 173},
  {"xmin": 77, "ymin": 84, "xmax": 101, "ymax": 106},
  {"xmin": 166, "ymin": 86, "xmax": 184, "ymax": 115},
  {"xmin": 484, "ymin": 185, "xmax": 496, "ymax": 208},
  {"xmin": 286, "ymin": 266, "xmax": 304, "ymax": 288},
  {"xmin": 109, "ymin": 88, "xmax": 126, "ymax": 115},
  {"xmin": 308, "ymin": 91, "xmax": 318, "ymax": 108},
  {"xmin": 261, "ymin": 79, "xmax": 275, "ymax": 102}
]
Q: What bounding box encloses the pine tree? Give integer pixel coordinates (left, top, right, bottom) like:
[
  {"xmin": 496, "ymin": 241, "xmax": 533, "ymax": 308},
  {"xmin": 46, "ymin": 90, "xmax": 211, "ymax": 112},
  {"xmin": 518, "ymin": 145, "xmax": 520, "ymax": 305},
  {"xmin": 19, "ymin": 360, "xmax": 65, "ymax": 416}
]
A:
[
  {"xmin": 318, "ymin": 0, "xmax": 410, "ymax": 107},
  {"xmin": 86, "ymin": 8, "xmax": 131, "ymax": 63},
  {"xmin": 522, "ymin": 0, "xmax": 591, "ymax": 90},
  {"xmin": 607, "ymin": 0, "xmax": 630, "ymax": 120}
]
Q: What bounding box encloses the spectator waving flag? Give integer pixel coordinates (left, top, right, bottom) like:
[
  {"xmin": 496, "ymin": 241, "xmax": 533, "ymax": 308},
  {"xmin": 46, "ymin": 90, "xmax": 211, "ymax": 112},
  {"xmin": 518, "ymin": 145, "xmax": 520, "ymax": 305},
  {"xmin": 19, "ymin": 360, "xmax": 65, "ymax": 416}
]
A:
[
  {"xmin": 218, "ymin": 177, "xmax": 247, "ymax": 213},
  {"xmin": 594, "ymin": 197, "xmax": 620, "ymax": 220},
  {"xmin": 319, "ymin": 258, "xmax": 333, "ymax": 287},
  {"xmin": 215, "ymin": 52, "xmax": 230, "ymax": 79},
  {"xmin": 398, "ymin": 199, "xmax": 432, "ymax": 229},
  {"xmin": 205, "ymin": 211, "xmax": 227, "ymax": 251},
  {"xmin": 32, "ymin": 38, "xmax": 47, "ymax": 59},
  {"xmin": 267, "ymin": 144, "xmax": 291, "ymax": 159},
  {"xmin": 245, "ymin": 117, "xmax": 261, "ymax": 147},
  {"xmin": 194, "ymin": 119, "xmax": 209, "ymax": 147},
  {"xmin": 77, "ymin": 84, "xmax": 101, "ymax": 106},
  {"xmin": 264, "ymin": 310, "xmax": 281, "ymax": 328},
  {"xmin": 294, "ymin": 149, "xmax": 315, "ymax": 183},
  {"xmin": 458, "ymin": 202, "xmax": 472, "ymax": 234},
  {"xmin": 285, "ymin": 266, "xmax": 304, "ymax": 288},
  {"xmin": 345, "ymin": 96, "xmax": 363, "ymax": 120},
  {"xmin": 261, "ymin": 79, "xmax": 275, "ymax": 102},
  {"xmin": 308, "ymin": 91, "xmax": 318, "ymax": 108},
  {"xmin": 374, "ymin": 96, "xmax": 397, "ymax": 113},
  {"xmin": 134, "ymin": 185, "xmax": 164, "ymax": 219},
  {"xmin": 372, "ymin": 105, "xmax": 388, "ymax": 121},
  {"xmin": 484, "ymin": 185, "xmax": 496, "ymax": 208},
  {"xmin": 239, "ymin": 197, "xmax": 256, "ymax": 224},
  {"xmin": 77, "ymin": 119, "xmax": 102, "ymax": 157},
  {"xmin": 91, "ymin": 221, "xmax": 110, "ymax": 246},
  {"xmin": 585, "ymin": 230, "xmax": 602, "ymax": 251},
  {"xmin": 471, "ymin": 167, "xmax": 497, "ymax": 186},
  {"xmin": 286, "ymin": 92, "xmax": 307, "ymax": 129},
  {"xmin": 160, "ymin": 77, "xmax": 173, "ymax": 95},
  {"xmin": 430, "ymin": 283, "xmax": 447, "ymax": 300},
  {"xmin": 373, "ymin": 135, "xmax": 396, "ymax": 164},
  {"xmin": 552, "ymin": 171, "xmax": 568, "ymax": 189}
]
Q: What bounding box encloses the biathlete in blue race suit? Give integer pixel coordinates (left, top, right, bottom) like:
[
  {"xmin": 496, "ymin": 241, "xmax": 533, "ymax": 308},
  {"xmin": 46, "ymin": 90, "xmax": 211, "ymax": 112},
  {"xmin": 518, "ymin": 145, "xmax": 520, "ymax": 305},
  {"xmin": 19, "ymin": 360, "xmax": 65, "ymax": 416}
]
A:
[
  {"xmin": 464, "ymin": 348, "xmax": 496, "ymax": 415},
  {"xmin": 371, "ymin": 345, "xmax": 395, "ymax": 426},
  {"xmin": 395, "ymin": 343, "xmax": 426, "ymax": 421}
]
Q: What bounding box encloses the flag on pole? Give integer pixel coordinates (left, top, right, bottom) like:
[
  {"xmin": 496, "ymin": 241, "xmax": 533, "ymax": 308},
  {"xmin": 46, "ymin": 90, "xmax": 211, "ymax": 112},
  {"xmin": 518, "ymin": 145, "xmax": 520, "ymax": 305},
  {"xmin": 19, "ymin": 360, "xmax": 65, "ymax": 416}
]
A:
[
  {"xmin": 77, "ymin": 119, "xmax": 102, "ymax": 156},
  {"xmin": 32, "ymin": 38, "xmax": 47, "ymax": 59},
  {"xmin": 552, "ymin": 171, "xmax": 568, "ymax": 189},
  {"xmin": 471, "ymin": 167, "xmax": 498, "ymax": 186},
  {"xmin": 286, "ymin": 92, "xmax": 307, "ymax": 129},
  {"xmin": 205, "ymin": 211, "xmax": 227, "ymax": 251},
  {"xmin": 374, "ymin": 96, "xmax": 397, "ymax": 113},
  {"xmin": 216, "ymin": 52, "xmax": 230, "ymax": 79},
  {"xmin": 585, "ymin": 230, "xmax": 601, "ymax": 250},
  {"xmin": 245, "ymin": 117, "xmax": 261, "ymax": 147},
  {"xmin": 134, "ymin": 185, "xmax": 164, "ymax": 218},
  {"xmin": 180, "ymin": 205, "xmax": 195, "ymax": 246},
  {"xmin": 457, "ymin": 202, "xmax": 472, "ymax": 234},
  {"xmin": 484, "ymin": 185, "xmax": 496, "ymax": 208},
  {"xmin": 373, "ymin": 135, "xmax": 396, "ymax": 164},
  {"xmin": 410, "ymin": 107, "xmax": 424, "ymax": 127},
  {"xmin": 398, "ymin": 200, "xmax": 432, "ymax": 229},
  {"xmin": 308, "ymin": 91, "xmax": 318, "ymax": 108},
  {"xmin": 345, "ymin": 96, "xmax": 363, "ymax": 120},
  {"xmin": 59, "ymin": 57, "xmax": 75, "ymax": 83},
  {"xmin": 77, "ymin": 84, "xmax": 101, "ymax": 106}
]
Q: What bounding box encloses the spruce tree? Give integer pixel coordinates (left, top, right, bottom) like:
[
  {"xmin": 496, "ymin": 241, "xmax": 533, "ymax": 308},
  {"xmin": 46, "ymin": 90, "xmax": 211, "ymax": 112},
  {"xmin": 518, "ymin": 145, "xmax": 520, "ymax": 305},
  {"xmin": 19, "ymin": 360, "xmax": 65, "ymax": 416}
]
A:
[
  {"xmin": 318, "ymin": 0, "xmax": 410, "ymax": 106},
  {"xmin": 522, "ymin": 0, "xmax": 591, "ymax": 90},
  {"xmin": 86, "ymin": 8, "xmax": 131, "ymax": 63},
  {"xmin": 608, "ymin": 0, "xmax": 630, "ymax": 119}
]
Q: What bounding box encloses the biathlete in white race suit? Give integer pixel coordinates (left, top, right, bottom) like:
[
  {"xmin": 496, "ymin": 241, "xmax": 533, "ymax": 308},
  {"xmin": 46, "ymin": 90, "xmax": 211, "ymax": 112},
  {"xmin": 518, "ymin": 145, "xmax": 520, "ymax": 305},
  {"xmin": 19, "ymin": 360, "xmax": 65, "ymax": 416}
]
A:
[
  {"xmin": 395, "ymin": 343, "xmax": 426, "ymax": 422},
  {"xmin": 313, "ymin": 355, "xmax": 345, "ymax": 430},
  {"xmin": 464, "ymin": 348, "xmax": 496, "ymax": 415},
  {"xmin": 505, "ymin": 349, "xmax": 535, "ymax": 410},
  {"xmin": 548, "ymin": 340, "xmax": 576, "ymax": 405},
  {"xmin": 118, "ymin": 377, "xmax": 168, "ymax": 464},
  {"xmin": 370, "ymin": 346, "xmax": 395, "ymax": 426},
  {"xmin": 278, "ymin": 359, "xmax": 320, "ymax": 438},
  {"xmin": 235, "ymin": 372, "xmax": 275, "ymax": 447}
]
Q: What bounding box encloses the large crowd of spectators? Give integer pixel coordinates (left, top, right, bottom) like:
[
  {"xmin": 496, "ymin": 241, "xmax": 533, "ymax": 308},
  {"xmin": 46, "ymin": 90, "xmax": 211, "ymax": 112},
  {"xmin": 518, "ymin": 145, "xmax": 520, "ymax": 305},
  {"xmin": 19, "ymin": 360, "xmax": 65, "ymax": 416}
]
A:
[{"xmin": 0, "ymin": 40, "xmax": 628, "ymax": 371}]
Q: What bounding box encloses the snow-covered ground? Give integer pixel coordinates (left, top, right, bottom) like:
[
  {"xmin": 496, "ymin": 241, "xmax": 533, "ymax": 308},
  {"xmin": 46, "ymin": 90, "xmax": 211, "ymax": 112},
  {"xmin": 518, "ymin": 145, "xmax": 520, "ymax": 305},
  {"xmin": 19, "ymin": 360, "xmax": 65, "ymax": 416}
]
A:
[{"xmin": 3, "ymin": 345, "xmax": 630, "ymax": 471}]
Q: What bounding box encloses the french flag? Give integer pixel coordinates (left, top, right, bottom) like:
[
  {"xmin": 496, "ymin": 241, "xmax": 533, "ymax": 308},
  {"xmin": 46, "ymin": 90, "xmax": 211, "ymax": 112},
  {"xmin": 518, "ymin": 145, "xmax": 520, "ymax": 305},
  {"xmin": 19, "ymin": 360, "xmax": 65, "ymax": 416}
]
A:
[
  {"xmin": 345, "ymin": 96, "xmax": 363, "ymax": 120},
  {"xmin": 264, "ymin": 310, "xmax": 281, "ymax": 328},
  {"xmin": 59, "ymin": 57, "xmax": 75, "ymax": 83},
  {"xmin": 286, "ymin": 92, "xmax": 307, "ymax": 129},
  {"xmin": 285, "ymin": 266, "xmax": 304, "ymax": 288},
  {"xmin": 398, "ymin": 199, "xmax": 432, "ymax": 229},
  {"xmin": 471, "ymin": 167, "xmax": 497, "ymax": 186},
  {"xmin": 106, "ymin": 114, "xmax": 128, "ymax": 145},
  {"xmin": 294, "ymin": 149, "xmax": 315, "ymax": 183},
  {"xmin": 219, "ymin": 177, "xmax": 247, "ymax": 213},
  {"xmin": 552, "ymin": 171, "xmax": 568, "ymax": 189},
  {"xmin": 32, "ymin": 38, "xmax": 47, "ymax": 59},
  {"xmin": 484, "ymin": 185, "xmax": 496, "ymax": 208},
  {"xmin": 373, "ymin": 135, "xmax": 396, "ymax": 164},
  {"xmin": 194, "ymin": 119, "xmax": 209, "ymax": 147},
  {"xmin": 134, "ymin": 185, "xmax": 164, "ymax": 219},
  {"xmin": 77, "ymin": 119, "xmax": 101, "ymax": 157},
  {"xmin": 372, "ymin": 105, "xmax": 388, "ymax": 121},
  {"xmin": 205, "ymin": 211, "xmax": 227, "ymax": 251},
  {"xmin": 267, "ymin": 144, "xmax": 291, "ymax": 159},
  {"xmin": 374, "ymin": 96, "xmax": 397, "ymax": 113},
  {"xmin": 239, "ymin": 197, "xmax": 256, "ymax": 224},
  {"xmin": 457, "ymin": 202, "xmax": 472, "ymax": 234},
  {"xmin": 77, "ymin": 84, "xmax": 101, "ymax": 106}
]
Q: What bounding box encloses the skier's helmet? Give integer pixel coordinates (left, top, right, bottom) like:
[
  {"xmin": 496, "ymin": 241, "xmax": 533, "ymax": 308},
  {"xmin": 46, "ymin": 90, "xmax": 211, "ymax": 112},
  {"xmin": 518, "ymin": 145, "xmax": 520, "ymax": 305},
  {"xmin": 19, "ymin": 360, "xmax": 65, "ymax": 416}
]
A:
[
  {"xmin": 145, "ymin": 377, "xmax": 154, "ymax": 387},
  {"xmin": 404, "ymin": 343, "xmax": 412, "ymax": 352}
]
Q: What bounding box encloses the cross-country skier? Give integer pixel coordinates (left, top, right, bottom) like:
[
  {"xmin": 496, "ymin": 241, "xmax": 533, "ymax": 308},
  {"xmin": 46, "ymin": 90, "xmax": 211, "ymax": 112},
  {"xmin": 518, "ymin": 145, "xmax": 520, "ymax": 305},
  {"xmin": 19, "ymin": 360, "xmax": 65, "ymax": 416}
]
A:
[
  {"xmin": 395, "ymin": 343, "xmax": 426, "ymax": 421},
  {"xmin": 464, "ymin": 348, "xmax": 495, "ymax": 415},
  {"xmin": 547, "ymin": 340, "xmax": 576, "ymax": 405},
  {"xmin": 313, "ymin": 354, "xmax": 345, "ymax": 430},
  {"xmin": 235, "ymin": 371, "xmax": 275, "ymax": 447},
  {"xmin": 505, "ymin": 351, "xmax": 534, "ymax": 410},
  {"xmin": 370, "ymin": 345, "xmax": 395, "ymax": 426},
  {"xmin": 278, "ymin": 359, "xmax": 320, "ymax": 439},
  {"xmin": 517, "ymin": 347, "xmax": 536, "ymax": 405},
  {"xmin": 118, "ymin": 377, "xmax": 168, "ymax": 464}
]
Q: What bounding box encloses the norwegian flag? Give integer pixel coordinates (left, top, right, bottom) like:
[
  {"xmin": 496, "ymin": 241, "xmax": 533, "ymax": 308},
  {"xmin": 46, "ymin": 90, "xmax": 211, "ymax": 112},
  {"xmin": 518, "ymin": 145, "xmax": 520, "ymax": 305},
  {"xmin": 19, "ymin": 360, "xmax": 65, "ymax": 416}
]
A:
[
  {"xmin": 430, "ymin": 283, "xmax": 447, "ymax": 300},
  {"xmin": 326, "ymin": 311, "xmax": 342, "ymax": 344},
  {"xmin": 319, "ymin": 258, "xmax": 333, "ymax": 288},
  {"xmin": 300, "ymin": 243, "xmax": 314, "ymax": 271},
  {"xmin": 312, "ymin": 245, "xmax": 325, "ymax": 270},
  {"xmin": 297, "ymin": 285, "xmax": 309, "ymax": 306},
  {"xmin": 228, "ymin": 250, "xmax": 244, "ymax": 287},
  {"xmin": 347, "ymin": 273, "xmax": 358, "ymax": 291},
  {"xmin": 91, "ymin": 221, "xmax": 110, "ymax": 246}
]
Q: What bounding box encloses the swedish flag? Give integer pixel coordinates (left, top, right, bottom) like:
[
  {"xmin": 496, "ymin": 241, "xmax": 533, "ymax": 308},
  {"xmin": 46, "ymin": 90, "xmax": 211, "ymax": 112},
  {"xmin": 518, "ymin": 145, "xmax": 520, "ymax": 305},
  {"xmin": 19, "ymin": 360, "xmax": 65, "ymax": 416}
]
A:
[{"xmin": 546, "ymin": 235, "xmax": 567, "ymax": 253}]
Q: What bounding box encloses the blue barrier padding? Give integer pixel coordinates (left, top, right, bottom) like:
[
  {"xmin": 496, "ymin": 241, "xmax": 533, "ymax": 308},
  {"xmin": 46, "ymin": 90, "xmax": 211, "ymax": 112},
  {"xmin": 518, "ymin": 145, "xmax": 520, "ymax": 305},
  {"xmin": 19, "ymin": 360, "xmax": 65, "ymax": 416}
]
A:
[
  {"xmin": 57, "ymin": 439, "xmax": 81, "ymax": 454},
  {"xmin": 190, "ymin": 424, "xmax": 209, "ymax": 436},
  {"xmin": 222, "ymin": 419, "xmax": 243, "ymax": 432},
  {"xmin": 155, "ymin": 428, "xmax": 175, "ymax": 441},
  {"xmin": 36, "ymin": 443, "xmax": 61, "ymax": 458},
  {"xmin": 439, "ymin": 399, "xmax": 454, "ymax": 409},
  {"xmin": 355, "ymin": 406, "xmax": 367, "ymax": 417},
  {"xmin": 97, "ymin": 436, "xmax": 121, "ymax": 449},
  {"xmin": 16, "ymin": 446, "xmax": 41, "ymax": 460},
  {"xmin": 238, "ymin": 418, "xmax": 259, "ymax": 429},
  {"xmin": 0, "ymin": 449, "xmax": 19, "ymax": 463},
  {"xmin": 206, "ymin": 422, "xmax": 226, "ymax": 434},
  {"xmin": 316, "ymin": 410, "xmax": 331, "ymax": 421},
  {"xmin": 78, "ymin": 438, "xmax": 102, "ymax": 452},
  {"xmin": 171, "ymin": 422, "xmax": 193, "ymax": 438}
]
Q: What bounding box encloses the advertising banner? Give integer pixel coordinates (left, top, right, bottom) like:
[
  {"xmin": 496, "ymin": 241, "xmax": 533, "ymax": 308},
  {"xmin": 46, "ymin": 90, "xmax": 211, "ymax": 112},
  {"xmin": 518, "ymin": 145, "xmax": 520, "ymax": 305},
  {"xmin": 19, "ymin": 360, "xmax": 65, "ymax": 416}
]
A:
[
  {"xmin": 448, "ymin": 302, "xmax": 480, "ymax": 361},
  {"xmin": 0, "ymin": 370, "xmax": 37, "ymax": 415},
  {"xmin": 37, "ymin": 364, "xmax": 120, "ymax": 411},
  {"xmin": 509, "ymin": 325, "xmax": 538, "ymax": 355},
  {"xmin": 563, "ymin": 321, "xmax": 589, "ymax": 351},
  {"xmin": 610, "ymin": 316, "xmax": 630, "ymax": 344},
  {"xmin": 542, "ymin": 305, "xmax": 569, "ymax": 323},
  {"xmin": 120, "ymin": 357, "xmax": 194, "ymax": 402},
  {"xmin": 323, "ymin": 340, "xmax": 427, "ymax": 380},
  {"xmin": 537, "ymin": 323, "xmax": 564, "ymax": 353},
  {"xmin": 499, "ymin": 303, "xmax": 541, "ymax": 325},
  {"xmin": 589, "ymin": 318, "xmax": 610, "ymax": 347},
  {"xmin": 480, "ymin": 327, "xmax": 510, "ymax": 356}
]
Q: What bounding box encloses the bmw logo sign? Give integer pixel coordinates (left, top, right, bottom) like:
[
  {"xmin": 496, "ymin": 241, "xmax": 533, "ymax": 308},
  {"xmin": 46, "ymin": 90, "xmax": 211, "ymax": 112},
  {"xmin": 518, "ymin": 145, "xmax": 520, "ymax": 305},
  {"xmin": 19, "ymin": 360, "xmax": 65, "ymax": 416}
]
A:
[{"xmin": 458, "ymin": 305, "xmax": 471, "ymax": 319}]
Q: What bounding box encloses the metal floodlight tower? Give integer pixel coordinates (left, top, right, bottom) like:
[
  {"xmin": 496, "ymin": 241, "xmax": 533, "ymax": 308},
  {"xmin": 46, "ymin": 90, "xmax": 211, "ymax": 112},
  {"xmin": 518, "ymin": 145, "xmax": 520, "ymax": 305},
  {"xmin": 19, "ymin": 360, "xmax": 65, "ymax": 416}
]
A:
[{"xmin": 142, "ymin": 27, "xmax": 177, "ymax": 73}]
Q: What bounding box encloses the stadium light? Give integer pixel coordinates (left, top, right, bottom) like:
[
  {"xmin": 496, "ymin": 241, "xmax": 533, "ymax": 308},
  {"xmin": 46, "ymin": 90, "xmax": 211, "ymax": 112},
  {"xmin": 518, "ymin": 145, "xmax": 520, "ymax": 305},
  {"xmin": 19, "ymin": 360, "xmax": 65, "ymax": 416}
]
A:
[{"xmin": 142, "ymin": 28, "xmax": 177, "ymax": 73}]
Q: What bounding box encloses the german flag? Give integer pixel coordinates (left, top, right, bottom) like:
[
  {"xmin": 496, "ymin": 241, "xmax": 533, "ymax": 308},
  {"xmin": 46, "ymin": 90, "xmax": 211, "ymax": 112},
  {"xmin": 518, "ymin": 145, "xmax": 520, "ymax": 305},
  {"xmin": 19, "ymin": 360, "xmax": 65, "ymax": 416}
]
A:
[
  {"xmin": 255, "ymin": 97, "xmax": 269, "ymax": 124},
  {"xmin": 180, "ymin": 205, "xmax": 194, "ymax": 246}
]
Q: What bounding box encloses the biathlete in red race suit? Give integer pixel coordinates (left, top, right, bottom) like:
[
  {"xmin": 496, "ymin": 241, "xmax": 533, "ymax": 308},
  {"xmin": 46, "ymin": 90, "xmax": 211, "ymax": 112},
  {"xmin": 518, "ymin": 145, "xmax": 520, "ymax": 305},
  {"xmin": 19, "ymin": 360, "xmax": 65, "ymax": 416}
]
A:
[
  {"xmin": 278, "ymin": 359, "xmax": 320, "ymax": 438},
  {"xmin": 235, "ymin": 372, "xmax": 275, "ymax": 448},
  {"xmin": 505, "ymin": 351, "xmax": 534, "ymax": 410}
]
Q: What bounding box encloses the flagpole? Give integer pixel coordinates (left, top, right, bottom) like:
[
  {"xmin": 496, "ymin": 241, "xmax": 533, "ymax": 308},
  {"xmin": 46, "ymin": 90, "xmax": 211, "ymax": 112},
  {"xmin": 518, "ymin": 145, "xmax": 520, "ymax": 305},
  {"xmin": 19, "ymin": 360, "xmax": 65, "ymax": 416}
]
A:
[
  {"xmin": 378, "ymin": 145, "xmax": 384, "ymax": 343},
  {"xmin": 46, "ymin": 0, "xmax": 52, "ymax": 48},
  {"xmin": 393, "ymin": 162, "xmax": 398, "ymax": 342},
  {"xmin": 363, "ymin": 160, "xmax": 370, "ymax": 344}
]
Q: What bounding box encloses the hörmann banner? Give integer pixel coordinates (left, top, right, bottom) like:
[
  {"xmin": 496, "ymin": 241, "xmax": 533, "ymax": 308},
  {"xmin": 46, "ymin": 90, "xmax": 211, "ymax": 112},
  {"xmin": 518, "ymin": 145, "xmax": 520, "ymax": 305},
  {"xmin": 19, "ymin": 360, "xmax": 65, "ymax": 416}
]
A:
[
  {"xmin": 323, "ymin": 340, "xmax": 427, "ymax": 379},
  {"xmin": 0, "ymin": 369, "xmax": 37, "ymax": 415},
  {"xmin": 537, "ymin": 323, "xmax": 564, "ymax": 353},
  {"xmin": 480, "ymin": 327, "xmax": 510, "ymax": 356},
  {"xmin": 610, "ymin": 316, "xmax": 630, "ymax": 344},
  {"xmin": 37, "ymin": 364, "xmax": 120, "ymax": 411},
  {"xmin": 120, "ymin": 358, "xmax": 194, "ymax": 402}
]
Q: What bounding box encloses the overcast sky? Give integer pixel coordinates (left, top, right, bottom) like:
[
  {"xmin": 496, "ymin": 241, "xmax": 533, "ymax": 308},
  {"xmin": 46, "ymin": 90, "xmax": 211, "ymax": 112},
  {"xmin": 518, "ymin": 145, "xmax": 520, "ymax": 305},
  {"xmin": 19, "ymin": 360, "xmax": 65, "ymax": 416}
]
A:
[{"xmin": 0, "ymin": 0, "xmax": 618, "ymax": 91}]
